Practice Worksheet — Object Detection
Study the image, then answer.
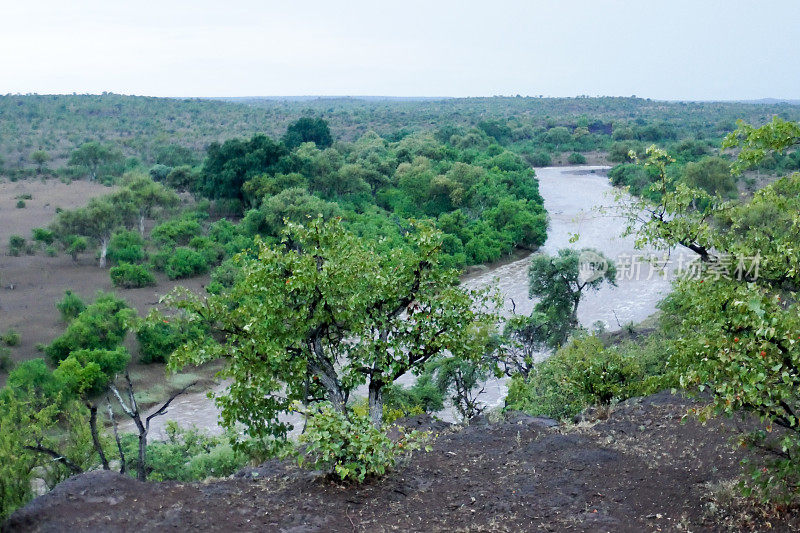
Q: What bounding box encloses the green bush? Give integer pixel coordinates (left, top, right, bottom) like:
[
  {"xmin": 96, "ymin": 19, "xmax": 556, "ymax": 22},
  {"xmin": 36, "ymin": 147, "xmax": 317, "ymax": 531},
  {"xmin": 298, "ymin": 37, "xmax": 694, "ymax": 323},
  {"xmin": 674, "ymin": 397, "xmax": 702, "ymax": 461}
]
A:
[
  {"xmin": 165, "ymin": 248, "xmax": 208, "ymax": 279},
  {"xmin": 135, "ymin": 313, "xmax": 203, "ymax": 364},
  {"xmin": 32, "ymin": 228, "xmax": 55, "ymax": 245},
  {"xmin": 107, "ymin": 230, "xmax": 146, "ymax": 265},
  {"xmin": 295, "ymin": 402, "xmax": 430, "ymax": 482},
  {"xmin": 119, "ymin": 422, "xmax": 246, "ymax": 481},
  {"xmin": 110, "ymin": 262, "xmax": 156, "ymax": 289},
  {"xmin": 8, "ymin": 235, "xmax": 25, "ymax": 256},
  {"xmin": 45, "ymin": 293, "xmax": 134, "ymax": 365},
  {"xmin": 151, "ymin": 217, "xmax": 202, "ymax": 246},
  {"xmin": 528, "ymin": 151, "xmax": 552, "ymax": 167},
  {"xmin": 1, "ymin": 330, "xmax": 20, "ymax": 347},
  {"xmin": 0, "ymin": 348, "xmax": 13, "ymax": 373},
  {"xmin": 568, "ymin": 152, "xmax": 587, "ymax": 164},
  {"xmin": 505, "ymin": 336, "xmax": 651, "ymax": 420},
  {"xmin": 15, "ymin": 200, "xmax": 25, "ymax": 208},
  {"xmin": 55, "ymin": 290, "xmax": 86, "ymax": 322}
]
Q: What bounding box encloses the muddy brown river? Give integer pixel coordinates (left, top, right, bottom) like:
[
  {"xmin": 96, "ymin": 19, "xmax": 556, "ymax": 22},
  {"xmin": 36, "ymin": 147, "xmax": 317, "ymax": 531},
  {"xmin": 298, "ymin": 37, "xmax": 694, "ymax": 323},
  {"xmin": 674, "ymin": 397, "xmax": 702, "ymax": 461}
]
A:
[{"xmin": 130, "ymin": 165, "xmax": 674, "ymax": 437}]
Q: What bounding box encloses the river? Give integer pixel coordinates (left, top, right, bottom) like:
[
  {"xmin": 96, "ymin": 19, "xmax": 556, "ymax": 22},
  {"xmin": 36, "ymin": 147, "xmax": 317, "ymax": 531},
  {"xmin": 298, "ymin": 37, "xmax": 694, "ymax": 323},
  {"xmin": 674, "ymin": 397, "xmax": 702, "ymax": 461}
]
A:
[{"xmin": 130, "ymin": 165, "xmax": 673, "ymax": 437}]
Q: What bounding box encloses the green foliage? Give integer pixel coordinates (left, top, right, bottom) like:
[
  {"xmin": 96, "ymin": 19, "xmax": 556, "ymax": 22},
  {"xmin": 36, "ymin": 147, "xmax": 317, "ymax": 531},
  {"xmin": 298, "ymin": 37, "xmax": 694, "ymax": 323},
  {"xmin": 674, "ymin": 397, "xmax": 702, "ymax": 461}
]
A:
[
  {"xmin": 56, "ymin": 290, "xmax": 86, "ymax": 322},
  {"xmin": 54, "ymin": 347, "xmax": 130, "ymax": 397},
  {"xmin": 165, "ymin": 218, "xmax": 494, "ymax": 455},
  {"xmin": 150, "ymin": 217, "xmax": 202, "ymax": 246},
  {"xmin": 505, "ymin": 336, "xmax": 653, "ymax": 420},
  {"xmin": 295, "ymin": 403, "xmax": 429, "ymax": 482},
  {"xmin": 106, "ymin": 230, "xmax": 146, "ymax": 264},
  {"xmin": 568, "ymin": 152, "xmax": 587, "ymax": 164},
  {"xmin": 202, "ymin": 133, "xmax": 287, "ymax": 200},
  {"xmin": 32, "ymin": 228, "xmax": 55, "ymax": 245},
  {"xmin": 68, "ymin": 141, "xmax": 123, "ymax": 181},
  {"xmin": 525, "ymin": 248, "xmax": 617, "ymax": 351},
  {"xmin": 283, "ymin": 117, "xmax": 333, "ymax": 150},
  {"xmin": 682, "ymin": 156, "xmax": 737, "ymax": 198},
  {"xmin": 45, "ymin": 292, "xmax": 135, "ymax": 365},
  {"xmin": 165, "ymin": 247, "xmax": 209, "ymax": 279},
  {"xmin": 65, "ymin": 236, "xmax": 88, "ymax": 261},
  {"xmin": 118, "ymin": 422, "xmax": 245, "ymax": 481},
  {"xmin": 8, "ymin": 235, "xmax": 25, "ymax": 256},
  {"xmin": 1, "ymin": 330, "xmax": 20, "ymax": 347},
  {"xmin": 136, "ymin": 312, "xmax": 204, "ymax": 364},
  {"xmin": 110, "ymin": 262, "xmax": 156, "ymax": 288},
  {"xmin": 628, "ymin": 121, "xmax": 800, "ymax": 500},
  {"xmin": 15, "ymin": 200, "xmax": 25, "ymax": 208}
]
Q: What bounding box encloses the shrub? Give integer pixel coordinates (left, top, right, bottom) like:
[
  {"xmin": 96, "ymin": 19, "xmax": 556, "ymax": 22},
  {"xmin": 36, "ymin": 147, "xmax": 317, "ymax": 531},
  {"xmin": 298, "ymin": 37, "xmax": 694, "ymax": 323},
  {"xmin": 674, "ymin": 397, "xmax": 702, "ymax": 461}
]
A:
[
  {"xmin": 151, "ymin": 217, "xmax": 202, "ymax": 246},
  {"xmin": 165, "ymin": 248, "xmax": 208, "ymax": 279},
  {"xmin": 8, "ymin": 235, "xmax": 25, "ymax": 256},
  {"xmin": 295, "ymin": 402, "xmax": 430, "ymax": 482},
  {"xmin": 55, "ymin": 290, "xmax": 86, "ymax": 322},
  {"xmin": 45, "ymin": 293, "xmax": 134, "ymax": 365},
  {"xmin": 15, "ymin": 200, "xmax": 25, "ymax": 208},
  {"xmin": 119, "ymin": 422, "xmax": 246, "ymax": 481},
  {"xmin": 135, "ymin": 313, "xmax": 203, "ymax": 364},
  {"xmin": 32, "ymin": 228, "xmax": 55, "ymax": 245},
  {"xmin": 1, "ymin": 330, "xmax": 21, "ymax": 347},
  {"xmin": 528, "ymin": 151, "xmax": 552, "ymax": 167},
  {"xmin": 505, "ymin": 336, "xmax": 648, "ymax": 420},
  {"xmin": 107, "ymin": 230, "xmax": 146, "ymax": 265},
  {"xmin": 65, "ymin": 236, "xmax": 88, "ymax": 261},
  {"xmin": 0, "ymin": 348, "xmax": 13, "ymax": 373},
  {"xmin": 568, "ymin": 152, "xmax": 587, "ymax": 164},
  {"xmin": 110, "ymin": 263, "xmax": 156, "ymax": 289}
]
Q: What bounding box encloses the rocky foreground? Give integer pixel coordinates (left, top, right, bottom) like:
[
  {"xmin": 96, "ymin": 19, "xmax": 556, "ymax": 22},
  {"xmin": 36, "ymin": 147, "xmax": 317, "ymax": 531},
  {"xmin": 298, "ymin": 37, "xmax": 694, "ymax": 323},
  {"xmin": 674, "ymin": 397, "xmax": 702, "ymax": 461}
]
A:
[{"xmin": 5, "ymin": 392, "xmax": 799, "ymax": 532}]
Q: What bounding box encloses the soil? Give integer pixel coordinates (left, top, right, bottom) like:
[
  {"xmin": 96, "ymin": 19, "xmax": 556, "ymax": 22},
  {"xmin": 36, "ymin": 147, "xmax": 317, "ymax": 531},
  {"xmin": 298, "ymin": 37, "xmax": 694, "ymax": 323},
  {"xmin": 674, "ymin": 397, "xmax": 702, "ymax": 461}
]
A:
[
  {"xmin": 0, "ymin": 177, "xmax": 215, "ymax": 395},
  {"xmin": 6, "ymin": 391, "xmax": 799, "ymax": 532}
]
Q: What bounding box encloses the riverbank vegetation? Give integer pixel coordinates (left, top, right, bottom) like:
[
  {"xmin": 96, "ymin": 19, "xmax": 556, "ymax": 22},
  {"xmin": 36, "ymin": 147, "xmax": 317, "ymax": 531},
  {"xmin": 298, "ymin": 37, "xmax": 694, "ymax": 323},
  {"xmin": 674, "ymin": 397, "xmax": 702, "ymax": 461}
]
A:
[{"xmin": 2, "ymin": 95, "xmax": 800, "ymax": 525}]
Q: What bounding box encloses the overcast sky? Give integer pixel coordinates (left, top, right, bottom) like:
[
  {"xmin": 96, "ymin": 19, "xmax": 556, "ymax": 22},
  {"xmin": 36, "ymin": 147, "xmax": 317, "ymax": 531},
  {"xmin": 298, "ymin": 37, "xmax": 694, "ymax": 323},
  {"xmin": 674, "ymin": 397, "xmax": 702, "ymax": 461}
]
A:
[{"xmin": 1, "ymin": 0, "xmax": 797, "ymax": 100}]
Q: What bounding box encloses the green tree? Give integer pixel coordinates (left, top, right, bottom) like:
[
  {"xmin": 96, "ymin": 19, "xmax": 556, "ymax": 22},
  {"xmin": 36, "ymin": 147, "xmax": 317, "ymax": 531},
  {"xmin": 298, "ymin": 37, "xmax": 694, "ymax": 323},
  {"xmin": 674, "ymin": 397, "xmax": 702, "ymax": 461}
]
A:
[
  {"xmin": 51, "ymin": 194, "xmax": 137, "ymax": 267},
  {"xmin": 282, "ymin": 117, "xmax": 333, "ymax": 150},
  {"xmin": 526, "ymin": 248, "xmax": 617, "ymax": 350},
  {"xmin": 682, "ymin": 156, "xmax": 737, "ymax": 198},
  {"xmin": 164, "ymin": 218, "xmax": 495, "ymax": 456},
  {"xmin": 30, "ymin": 150, "xmax": 50, "ymax": 174},
  {"xmin": 626, "ymin": 129, "xmax": 800, "ymax": 499},
  {"xmin": 123, "ymin": 174, "xmax": 180, "ymax": 236},
  {"xmin": 68, "ymin": 141, "xmax": 122, "ymax": 181}
]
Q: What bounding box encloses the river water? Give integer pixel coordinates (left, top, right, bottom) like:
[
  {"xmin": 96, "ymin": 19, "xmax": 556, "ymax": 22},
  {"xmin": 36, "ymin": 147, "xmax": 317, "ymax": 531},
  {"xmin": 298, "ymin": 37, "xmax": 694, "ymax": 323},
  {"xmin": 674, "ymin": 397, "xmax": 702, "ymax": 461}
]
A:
[{"xmin": 131, "ymin": 165, "xmax": 673, "ymax": 437}]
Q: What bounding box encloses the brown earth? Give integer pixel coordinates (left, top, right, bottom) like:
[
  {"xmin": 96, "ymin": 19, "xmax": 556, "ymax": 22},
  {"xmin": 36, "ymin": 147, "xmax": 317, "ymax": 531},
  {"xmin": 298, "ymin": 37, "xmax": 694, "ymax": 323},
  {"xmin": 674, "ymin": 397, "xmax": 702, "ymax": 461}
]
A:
[
  {"xmin": 0, "ymin": 177, "xmax": 216, "ymax": 394},
  {"xmin": 6, "ymin": 392, "xmax": 799, "ymax": 532}
]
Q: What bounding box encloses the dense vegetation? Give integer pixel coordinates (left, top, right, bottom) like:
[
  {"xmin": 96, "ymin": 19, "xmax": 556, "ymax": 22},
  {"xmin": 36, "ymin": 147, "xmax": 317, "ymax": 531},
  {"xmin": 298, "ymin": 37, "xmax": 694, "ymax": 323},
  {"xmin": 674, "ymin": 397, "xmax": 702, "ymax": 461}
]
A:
[{"xmin": 2, "ymin": 94, "xmax": 800, "ymax": 522}]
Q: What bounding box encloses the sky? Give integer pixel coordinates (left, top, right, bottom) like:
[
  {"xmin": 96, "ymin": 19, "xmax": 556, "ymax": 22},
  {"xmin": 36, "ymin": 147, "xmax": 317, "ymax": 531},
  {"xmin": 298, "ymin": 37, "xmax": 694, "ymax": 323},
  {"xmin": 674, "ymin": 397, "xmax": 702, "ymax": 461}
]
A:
[{"xmin": 1, "ymin": 0, "xmax": 798, "ymax": 100}]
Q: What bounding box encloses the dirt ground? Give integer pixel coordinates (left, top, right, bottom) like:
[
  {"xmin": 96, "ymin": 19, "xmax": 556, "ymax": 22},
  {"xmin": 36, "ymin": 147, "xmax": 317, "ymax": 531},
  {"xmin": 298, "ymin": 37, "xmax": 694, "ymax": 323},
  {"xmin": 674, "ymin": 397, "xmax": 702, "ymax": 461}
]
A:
[
  {"xmin": 7, "ymin": 391, "xmax": 799, "ymax": 532},
  {"xmin": 0, "ymin": 177, "xmax": 215, "ymax": 393}
]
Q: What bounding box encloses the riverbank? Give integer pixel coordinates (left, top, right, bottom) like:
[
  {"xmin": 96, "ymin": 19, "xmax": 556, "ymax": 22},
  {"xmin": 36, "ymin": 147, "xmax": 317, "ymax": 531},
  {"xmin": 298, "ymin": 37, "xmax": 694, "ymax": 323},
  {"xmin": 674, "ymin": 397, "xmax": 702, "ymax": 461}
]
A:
[{"xmin": 9, "ymin": 391, "xmax": 798, "ymax": 532}]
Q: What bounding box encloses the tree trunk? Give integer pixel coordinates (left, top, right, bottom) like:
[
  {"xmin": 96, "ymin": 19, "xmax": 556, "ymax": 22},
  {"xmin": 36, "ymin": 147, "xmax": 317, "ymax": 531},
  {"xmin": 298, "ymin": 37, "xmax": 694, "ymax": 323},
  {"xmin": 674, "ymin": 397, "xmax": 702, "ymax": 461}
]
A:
[
  {"xmin": 317, "ymin": 372, "xmax": 347, "ymax": 413},
  {"xmin": 99, "ymin": 237, "xmax": 108, "ymax": 268},
  {"xmin": 88, "ymin": 402, "xmax": 110, "ymax": 470},
  {"xmin": 107, "ymin": 400, "xmax": 126, "ymax": 475},
  {"xmin": 138, "ymin": 214, "xmax": 145, "ymax": 237},
  {"xmin": 137, "ymin": 429, "xmax": 147, "ymax": 481},
  {"xmin": 368, "ymin": 380, "xmax": 384, "ymax": 428}
]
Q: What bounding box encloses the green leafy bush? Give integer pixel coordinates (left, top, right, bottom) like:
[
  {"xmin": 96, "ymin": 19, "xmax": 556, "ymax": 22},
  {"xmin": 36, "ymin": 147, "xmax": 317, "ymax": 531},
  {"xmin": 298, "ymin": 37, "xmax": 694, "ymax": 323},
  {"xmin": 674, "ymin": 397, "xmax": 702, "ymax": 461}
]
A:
[
  {"xmin": 505, "ymin": 336, "xmax": 649, "ymax": 420},
  {"xmin": 1, "ymin": 330, "xmax": 20, "ymax": 347},
  {"xmin": 136, "ymin": 313, "xmax": 203, "ymax": 364},
  {"xmin": 151, "ymin": 217, "xmax": 202, "ymax": 246},
  {"xmin": 295, "ymin": 402, "xmax": 430, "ymax": 482},
  {"xmin": 8, "ymin": 235, "xmax": 25, "ymax": 256},
  {"xmin": 165, "ymin": 247, "xmax": 208, "ymax": 279},
  {"xmin": 15, "ymin": 200, "xmax": 25, "ymax": 208},
  {"xmin": 55, "ymin": 290, "xmax": 86, "ymax": 322},
  {"xmin": 45, "ymin": 293, "xmax": 134, "ymax": 365},
  {"xmin": 32, "ymin": 228, "xmax": 55, "ymax": 245},
  {"xmin": 568, "ymin": 152, "xmax": 587, "ymax": 164},
  {"xmin": 119, "ymin": 422, "xmax": 246, "ymax": 481},
  {"xmin": 110, "ymin": 262, "xmax": 156, "ymax": 288},
  {"xmin": 106, "ymin": 230, "xmax": 146, "ymax": 265}
]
